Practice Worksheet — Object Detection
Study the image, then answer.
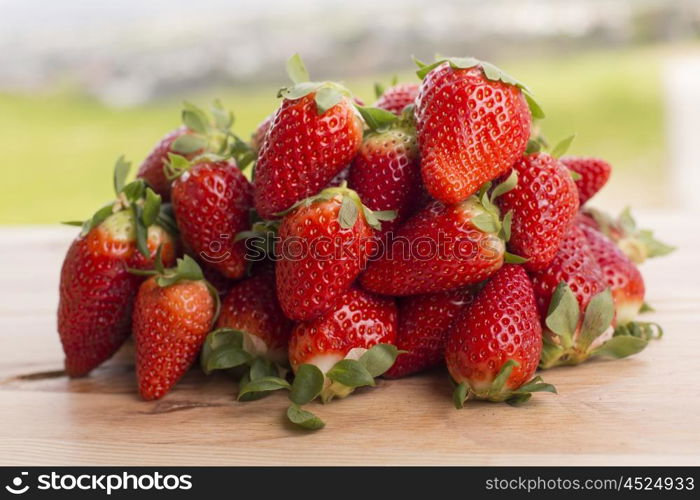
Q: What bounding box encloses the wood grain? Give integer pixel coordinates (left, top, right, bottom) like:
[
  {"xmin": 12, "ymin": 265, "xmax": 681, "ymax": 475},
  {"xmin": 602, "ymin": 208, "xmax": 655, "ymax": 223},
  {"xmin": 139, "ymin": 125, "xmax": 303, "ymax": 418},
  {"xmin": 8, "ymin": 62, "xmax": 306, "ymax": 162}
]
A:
[{"xmin": 1, "ymin": 211, "xmax": 699, "ymax": 466}]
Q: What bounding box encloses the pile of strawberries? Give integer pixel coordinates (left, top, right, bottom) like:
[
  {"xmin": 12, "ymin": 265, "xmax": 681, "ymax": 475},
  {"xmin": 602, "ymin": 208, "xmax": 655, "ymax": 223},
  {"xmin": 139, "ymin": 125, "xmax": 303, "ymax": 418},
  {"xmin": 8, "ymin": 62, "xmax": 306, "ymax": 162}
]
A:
[{"xmin": 58, "ymin": 55, "xmax": 673, "ymax": 429}]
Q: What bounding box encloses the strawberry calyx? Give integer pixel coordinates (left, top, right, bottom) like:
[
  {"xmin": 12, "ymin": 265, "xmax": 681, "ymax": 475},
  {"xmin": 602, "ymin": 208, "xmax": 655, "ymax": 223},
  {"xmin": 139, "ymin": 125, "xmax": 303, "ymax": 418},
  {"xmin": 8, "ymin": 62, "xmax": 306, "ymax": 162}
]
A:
[
  {"xmin": 452, "ymin": 360, "xmax": 556, "ymax": 407},
  {"xmin": 540, "ymin": 282, "xmax": 648, "ymax": 369},
  {"xmin": 277, "ymin": 53, "xmax": 355, "ymax": 115},
  {"xmin": 130, "ymin": 254, "xmax": 221, "ymax": 323},
  {"xmin": 277, "ymin": 183, "xmax": 396, "ymax": 232},
  {"xmin": 373, "ymin": 75, "xmax": 399, "ymax": 99},
  {"xmin": 527, "ymin": 133, "xmax": 577, "ymax": 161},
  {"xmin": 235, "ymin": 217, "xmax": 280, "ymax": 262},
  {"xmin": 414, "ymin": 55, "xmax": 545, "ymax": 120},
  {"xmin": 170, "ymin": 100, "xmax": 255, "ymax": 169},
  {"xmin": 63, "ymin": 156, "xmax": 170, "ymax": 257},
  {"xmin": 584, "ymin": 207, "xmax": 675, "ymax": 264}
]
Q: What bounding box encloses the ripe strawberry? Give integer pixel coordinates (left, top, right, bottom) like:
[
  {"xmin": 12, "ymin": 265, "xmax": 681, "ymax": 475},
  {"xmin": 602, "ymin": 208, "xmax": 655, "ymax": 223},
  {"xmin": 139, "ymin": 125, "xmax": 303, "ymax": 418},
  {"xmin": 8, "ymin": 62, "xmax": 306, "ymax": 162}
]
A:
[
  {"xmin": 250, "ymin": 114, "xmax": 272, "ymax": 153},
  {"xmin": 275, "ymin": 185, "xmax": 391, "ymax": 321},
  {"xmin": 170, "ymin": 156, "xmax": 253, "ymax": 280},
  {"xmin": 253, "ymin": 55, "xmax": 363, "ymax": 219},
  {"xmin": 373, "ymin": 82, "xmax": 419, "ymax": 115},
  {"xmin": 579, "ymin": 207, "xmax": 674, "ymax": 264},
  {"xmin": 133, "ymin": 256, "xmax": 218, "ymax": 400},
  {"xmin": 359, "ymin": 194, "xmax": 507, "ymax": 296},
  {"xmin": 580, "ymin": 223, "xmax": 645, "ymax": 325},
  {"xmin": 348, "ymin": 111, "xmax": 421, "ymax": 234},
  {"xmin": 414, "ymin": 57, "xmax": 539, "ymax": 203},
  {"xmin": 58, "ymin": 158, "xmax": 176, "ymax": 377},
  {"xmin": 529, "ymin": 224, "xmax": 605, "ymax": 319},
  {"xmin": 288, "ymin": 287, "xmax": 398, "ymax": 401},
  {"xmin": 137, "ymin": 101, "xmax": 248, "ymax": 200},
  {"xmin": 496, "ymin": 152, "xmax": 579, "ymax": 271},
  {"xmin": 212, "ymin": 266, "xmax": 293, "ymax": 366},
  {"xmin": 445, "ymin": 265, "xmax": 554, "ymax": 406},
  {"xmin": 384, "ymin": 286, "xmax": 474, "ymax": 379},
  {"xmin": 560, "ymin": 156, "xmax": 611, "ymax": 205}
]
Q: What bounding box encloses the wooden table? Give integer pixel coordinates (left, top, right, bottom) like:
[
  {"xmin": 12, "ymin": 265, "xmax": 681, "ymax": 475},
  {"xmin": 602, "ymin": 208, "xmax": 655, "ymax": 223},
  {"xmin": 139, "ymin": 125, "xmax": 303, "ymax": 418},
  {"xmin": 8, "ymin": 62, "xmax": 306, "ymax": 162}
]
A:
[{"xmin": 1, "ymin": 211, "xmax": 698, "ymax": 466}]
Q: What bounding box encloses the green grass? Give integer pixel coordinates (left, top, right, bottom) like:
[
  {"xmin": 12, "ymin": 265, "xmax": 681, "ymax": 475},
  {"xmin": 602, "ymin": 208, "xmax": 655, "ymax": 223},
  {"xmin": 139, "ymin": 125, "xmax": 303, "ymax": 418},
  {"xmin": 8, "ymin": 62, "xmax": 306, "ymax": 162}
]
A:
[{"xmin": 0, "ymin": 45, "xmax": 672, "ymax": 224}]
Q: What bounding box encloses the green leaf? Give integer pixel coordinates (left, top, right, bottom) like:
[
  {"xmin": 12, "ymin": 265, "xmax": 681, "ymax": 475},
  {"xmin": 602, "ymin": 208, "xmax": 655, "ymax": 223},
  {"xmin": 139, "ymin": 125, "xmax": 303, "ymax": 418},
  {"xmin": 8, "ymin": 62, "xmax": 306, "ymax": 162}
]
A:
[
  {"xmin": 525, "ymin": 139, "xmax": 542, "ymax": 154},
  {"xmin": 516, "ymin": 376, "xmax": 557, "ymax": 394},
  {"xmin": 638, "ymin": 229, "xmax": 676, "ymax": 259},
  {"xmin": 286, "ymin": 53, "xmax": 310, "ymax": 84},
  {"xmin": 132, "ymin": 205, "xmax": 150, "ymax": 258},
  {"xmin": 500, "ymin": 210, "xmax": 513, "ymax": 242},
  {"xmin": 113, "ymin": 155, "xmax": 131, "ymax": 195},
  {"xmin": 182, "ymin": 109, "xmax": 208, "ymax": 135},
  {"xmin": 371, "ymin": 210, "xmax": 397, "ymax": 221},
  {"xmin": 237, "ymin": 376, "xmax": 290, "ymax": 400},
  {"xmin": 618, "ymin": 206, "xmax": 637, "ymax": 234},
  {"xmin": 506, "ymin": 393, "xmax": 532, "ymax": 406},
  {"xmin": 524, "ymin": 92, "xmax": 545, "ymax": 120},
  {"xmin": 156, "ymin": 254, "xmax": 204, "ymax": 287},
  {"xmin": 338, "ymin": 196, "xmax": 359, "ymax": 229},
  {"xmin": 355, "ymin": 106, "xmax": 398, "ymax": 131},
  {"xmin": 278, "ymin": 81, "xmax": 320, "ymax": 100},
  {"xmin": 471, "ymin": 213, "xmax": 499, "ymax": 234},
  {"xmin": 490, "ymin": 170, "xmax": 518, "ymax": 200},
  {"xmin": 79, "ymin": 203, "xmax": 114, "ymax": 236},
  {"xmin": 314, "ymin": 86, "xmax": 344, "ymax": 114},
  {"xmin": 550, "ymin": 134, "xmax": 576, "ymax": 158},
  {"xmin": 545, "ymin": 282, "xmax": 579, "ymax": 345},
  {"xmin": 358, "ymin": 344, "xmax": 401, "ymax": 377},
  {"xmin": 326, "ymin": 359, "xmax": 375, "ymax": 389},
  {"xmin": 453, "ymin": 382, "xmax": 468, "ymax": 409},
  {"xmin": 121, "ymin": 179, "xmax": 146, "ymax": 203},
  {"xmin": 62, "ymin": 220, "xmax": 84, "ymax": 227},
  {"xmin": 578, "ymin": 288, "xmax": 615, "ymax": 350},
  {"xmin": 249, "ymin": 357, "xmax": 278, "ymax": 381},
  {"xmin": 171, "ymin": 134, "xmax": 207, "ymax": 154},
  {"xmin": 141, "ymin": 188, "xmax": 161, "ymax": 228},
  {"xmin": 373, "ymin": 82, "xmax": 385, "ymax": 99},
  {"xmin": 592, "ymin": 335, "xmax": 648, "ymax": 359},
  {"xmin": 205, "ymin": 345, "xmax": 251, "ymax": 373},
  {"xmin": 290, "ymin": 364, "xmax": 325, "ymax": 405},
  {"xmin": 488, "ymin": 359, "xmax": 518, "ymax": 397},
  {"xmin": 210, "ymin": 99, "xmax": 233, "ymax": 130},
  {"xmin": 503, "ymin": 251, "xmax": 528, "ymax": 264},
  {"xmin": 287, "ymin": 403, "xmax": 325, "ymax": 430},
  {"xmin": 639, "ymin": 302, "xmax": 655, "ymax": 314}
]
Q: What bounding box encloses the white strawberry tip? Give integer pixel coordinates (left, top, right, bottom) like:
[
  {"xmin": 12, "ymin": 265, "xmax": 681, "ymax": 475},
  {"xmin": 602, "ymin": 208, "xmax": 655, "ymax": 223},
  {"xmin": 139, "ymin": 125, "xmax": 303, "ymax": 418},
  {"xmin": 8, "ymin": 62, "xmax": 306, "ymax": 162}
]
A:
[{"xmin": 541, "ymin": 282, "xmax": 649, "ymax": 369}]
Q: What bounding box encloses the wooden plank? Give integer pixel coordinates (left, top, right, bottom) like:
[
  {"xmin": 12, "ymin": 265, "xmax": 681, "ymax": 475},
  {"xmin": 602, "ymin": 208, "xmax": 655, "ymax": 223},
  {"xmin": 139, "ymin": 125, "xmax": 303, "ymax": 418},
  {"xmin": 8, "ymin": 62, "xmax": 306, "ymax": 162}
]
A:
[{"xmin": 0, "ymin": 213, "xmax": 698, "ymax": 466}]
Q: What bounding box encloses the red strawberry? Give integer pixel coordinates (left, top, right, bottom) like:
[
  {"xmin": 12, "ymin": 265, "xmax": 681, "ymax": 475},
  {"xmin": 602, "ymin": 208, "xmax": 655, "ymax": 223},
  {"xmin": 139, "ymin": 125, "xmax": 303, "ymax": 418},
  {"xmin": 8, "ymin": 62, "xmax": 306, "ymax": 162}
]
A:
[
  {"xmin": 579, "ymin": 207, "xmax": 674, "ymax": 264},
  {"xmin": 560, "ymin": 156, "xmax": 611, "ymax": 205},
  {"xmin": 445, "ymin": 265, "xmax": 554, "ymax": 406},
  {"xmin": 253, "ymin": 55, "xmax": 363, "ymax": 219},
  {"xmin": 384, "ymin": 286, "xmax": 474, "ymax": 379},
  {"xmin": 170, "ymin": 156, "xmax": 253, "ymax": 279},
  {"xmin": 414, "ymin": 57, "xmax": 538, "ymax": 204},
  {"xmin": 497, "ymin": 152, "xmax": 579, "ymax": 271},
  {"xmin": 348, "ymin": 113, "xmax": 421, "ymax": 234},
  {"xmin": 288, "ymin": 287, "xmax": 398, "ymax": 402},
  {"xmin": 374, "ymin": 83, "xmax": 419, "ymax": 115},
  {"xmin": 580, "ymin": 223, "xmax": 645, "ymax": 325},
  {"xmin": 529, "ymin": 224, "xmax": 605, "ymax": 319},
  {"xmin": 58, "ymin": 159, "xmax": 176, "ymax": 377},
  {"xmin": 275, "ymin": 185, "xmax": 390, "ymax": 321},
  {"xmin": 250, "ymin": 114, "xmax": 272, "ymax": 153},
  {"xmin": 137, "ymin": 101, "xmax": 245, "ymax": 200},
  {"xmin": 359, "ymin": 195, "xmax": 506, "ymax": 296},
  {"xmin": 213, "ymin": 266, "xmax": 293, "ymax": 365},
  {"xmin": 133, "ymin": 256, "xmax": 217, "ymax": 400}
]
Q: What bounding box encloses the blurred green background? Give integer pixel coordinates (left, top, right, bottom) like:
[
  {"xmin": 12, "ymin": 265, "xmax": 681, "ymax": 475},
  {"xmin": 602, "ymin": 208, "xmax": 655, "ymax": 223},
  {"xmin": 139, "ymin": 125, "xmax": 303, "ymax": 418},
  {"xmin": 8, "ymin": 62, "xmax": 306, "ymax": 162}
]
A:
[{"xmin": 2, "ymin": 0, "xmax": 699, "ymax": 224}]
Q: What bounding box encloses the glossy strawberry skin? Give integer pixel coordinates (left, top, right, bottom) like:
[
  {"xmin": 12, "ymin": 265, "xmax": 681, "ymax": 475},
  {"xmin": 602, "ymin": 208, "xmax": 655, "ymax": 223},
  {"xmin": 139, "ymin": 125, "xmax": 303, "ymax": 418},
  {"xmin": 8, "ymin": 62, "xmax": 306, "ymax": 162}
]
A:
[
  {"xmin": 359, "ymin": 198, "xmax": 505, "ymax": 296},
  {"xmin": 216, "ymin": 266, "xmax": 293, "ymax": 363},
  {"xmin": 276, "ymin": 195, "xmax": 376, "ymax": 321},
  {"xmin": 374, "ymin": 83, "xmax": 419, "ymax": 115},
  {"xmin": 415, "ymin": 63, "xmax": 531, "ymax": 204},
  {"xmin": 253, "ymin": 93, "xmax": 363, "ymax": 219},
  {"xmin": 560, "ymin": 156, "xmax": 612, "ymax": 205},
  {"xmin": 137, "ymin": 127, "xmax": 198, "ymax": 201},
  {"xmin": 529, "ymin": 224, "xmax": 606, "ymax": 319},
  {"xmin": 384, "ymin": 287, "xmax": 474, "ymax": 378},
  {"xmin": 288, "ymin": 287, "xmax": 397, "ymax": 373},
  {"xmin": 250, "ymin": 115, "xmax": 273, "ymax": 153},
  {"xmin": 445, "ymin": 265, "xmax": 542, "ymax": 392},
  {"xmin": 497, "ymin": 153, "xmax": 579, "ymax": 271},
  {"xmin": 57, "ymin": 214, "xmax": 176, "ymax": 377},
  {"xmin": 348, "ymin": 125, "xmax": 422, "ymax": 234},
  {"xmin": 133, "ymin": 277, "xmax": 215, "ymax": 400},
  {"xmin": 171, "ymin": 160, "xmax": 252, "ymax": 280},
  {"xmin": 580, "ymin": 223, "xmax": 644, "ymax": 324}
]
